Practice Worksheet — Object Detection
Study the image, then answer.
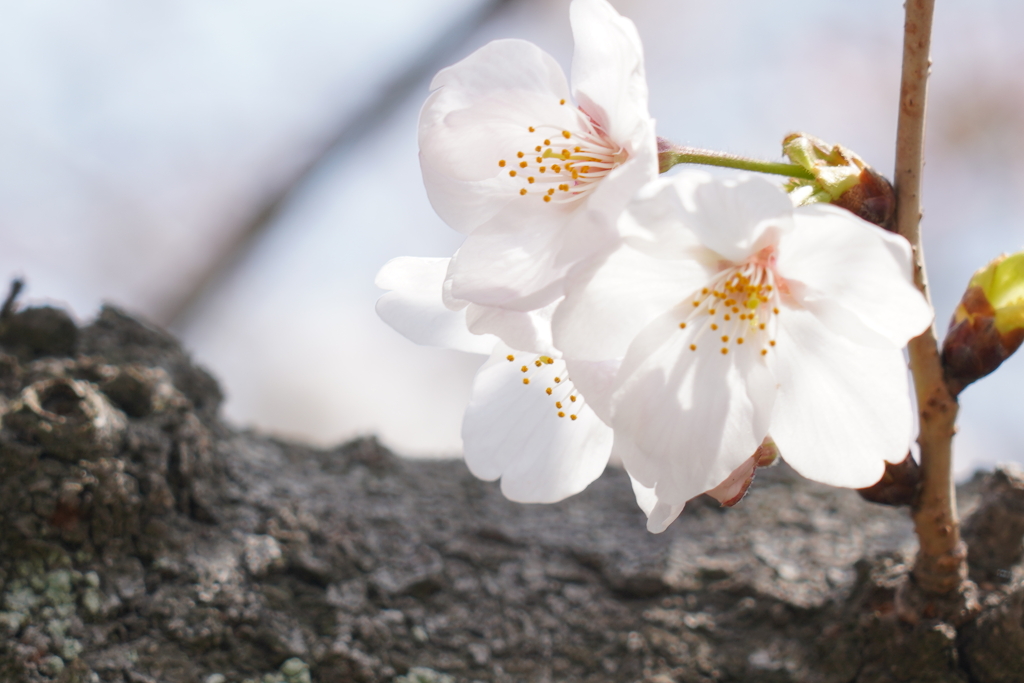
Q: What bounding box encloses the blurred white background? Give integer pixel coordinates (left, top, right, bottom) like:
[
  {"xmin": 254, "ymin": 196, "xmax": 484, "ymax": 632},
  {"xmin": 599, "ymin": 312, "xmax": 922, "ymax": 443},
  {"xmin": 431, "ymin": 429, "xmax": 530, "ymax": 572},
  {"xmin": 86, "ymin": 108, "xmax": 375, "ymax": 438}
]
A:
[{"xmin": 2, "ymin": 0, "xmax": 1021, "ymax": 476}]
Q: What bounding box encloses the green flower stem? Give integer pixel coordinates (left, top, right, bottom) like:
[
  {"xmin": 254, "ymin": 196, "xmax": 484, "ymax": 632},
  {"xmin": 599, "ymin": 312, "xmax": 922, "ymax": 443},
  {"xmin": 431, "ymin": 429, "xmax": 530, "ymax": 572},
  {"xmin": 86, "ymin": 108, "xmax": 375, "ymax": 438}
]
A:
[{"xmin": 659, "ymin": 144, "xmax": 815, "ymax": 180}]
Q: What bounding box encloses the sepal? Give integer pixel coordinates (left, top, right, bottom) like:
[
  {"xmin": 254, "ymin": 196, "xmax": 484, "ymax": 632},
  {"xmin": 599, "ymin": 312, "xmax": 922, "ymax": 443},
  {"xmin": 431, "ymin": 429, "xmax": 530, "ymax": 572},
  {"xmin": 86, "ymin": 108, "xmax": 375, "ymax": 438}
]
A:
[{"xmin": 782, "ymin": 133, "xmax": 896, "ymax": 231}]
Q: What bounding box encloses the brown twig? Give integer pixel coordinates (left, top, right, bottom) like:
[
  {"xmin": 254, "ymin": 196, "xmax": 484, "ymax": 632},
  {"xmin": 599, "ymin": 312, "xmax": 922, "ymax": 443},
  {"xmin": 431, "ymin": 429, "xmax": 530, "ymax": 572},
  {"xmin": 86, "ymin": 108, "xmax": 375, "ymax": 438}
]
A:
[
  {"xmin": 0, "ymin": 278, "xmax": 24, "ymax": 323},
  {"xmin": 893, "ymin": 0, "xmax": 968, "ymax": 599}
]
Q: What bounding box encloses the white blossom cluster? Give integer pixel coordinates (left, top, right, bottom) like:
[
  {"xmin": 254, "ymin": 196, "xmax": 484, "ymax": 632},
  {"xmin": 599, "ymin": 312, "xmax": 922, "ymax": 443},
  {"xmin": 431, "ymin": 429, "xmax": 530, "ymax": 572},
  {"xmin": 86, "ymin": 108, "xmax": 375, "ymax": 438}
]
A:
[{"xmin": 376, "ymin": 0, "xmax": 931, "ymax": 532}]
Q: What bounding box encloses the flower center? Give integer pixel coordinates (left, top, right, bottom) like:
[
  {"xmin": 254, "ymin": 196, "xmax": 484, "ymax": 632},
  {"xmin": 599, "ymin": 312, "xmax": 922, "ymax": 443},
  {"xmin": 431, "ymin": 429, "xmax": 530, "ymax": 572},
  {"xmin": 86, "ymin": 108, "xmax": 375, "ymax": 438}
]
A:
[
  {"xmin": 497, "ymin": 100, "xmax": 626, "ymax": 205},
  {"xmin": 679, "ymin": 259, "xmax": 781, "ymax": 358},
  {"xmin": 505, "ymin": 353, "xmax": 586, "ymax": 420}
]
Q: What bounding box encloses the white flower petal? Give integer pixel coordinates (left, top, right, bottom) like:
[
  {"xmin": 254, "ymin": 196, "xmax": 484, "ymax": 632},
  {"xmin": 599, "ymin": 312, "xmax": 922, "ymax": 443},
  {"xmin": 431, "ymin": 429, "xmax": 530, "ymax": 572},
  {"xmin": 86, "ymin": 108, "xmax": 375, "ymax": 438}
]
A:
[
  {"xmin": 569, "ymin": 0, "xmax": 648, "ymax": 143},
  {"xmin": 618, "ymin": 174, "xmax": 716, "ymax": 261},
  {"xmin": 419, "ymin": 39, "xmax": 577, "ymax": 233},
  {"xmin": 769, "ymin": 307, "xmax": 912, "ymax": 488},
  {"xmin": 464, "ymin": 299, "xmax": 558, "ymax": 355},
  {"xmin": 628, "ymin": 474, "xmax": 685, "ymax": 534},
  {"xmin": 611, "ymin": 304, "xmax": 776, "ymax": 506},
  {"xmin": 419, "ymin": 155, "xmax": 513, "ymax": 236},
  {"xmin": 375, "ymin": 257, "xmax": 496, "ymax": 354},
  {"xmin": 555, "ymin": 143, "xmax": 657, "ymax": 265},
  {"xmin": 564, "ymin": 357, "xmax": 619, "ymax": 425},
  {"xmin": 447, "ymin": 200, "xmax": 579, "ymax": 310},
  {"xmin": 554, "ymin": 243, "xmax": 711, "ymax": 361},
  {"xmin": 463, "ymin": 344, "xmax": 613, "ymax": 503},
  {"xmin": 676, "ymin": 174, "xmax": 794, "ymax": 263},
  {"xmin": 777, "ymin": 204, "xmax": 933, "ymax": 347}
]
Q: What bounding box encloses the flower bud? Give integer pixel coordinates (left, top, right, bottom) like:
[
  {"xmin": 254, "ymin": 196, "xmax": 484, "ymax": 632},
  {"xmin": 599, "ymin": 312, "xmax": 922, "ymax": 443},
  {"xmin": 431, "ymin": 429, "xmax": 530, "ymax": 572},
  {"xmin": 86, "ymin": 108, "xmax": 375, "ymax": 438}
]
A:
[
  {"xmin": 782, "ymin": 133, "xmax": 896, "ymax": 230},
  {"xmin": 942, "ymin": 251, "xmax": 1024, "ymax": 394}
]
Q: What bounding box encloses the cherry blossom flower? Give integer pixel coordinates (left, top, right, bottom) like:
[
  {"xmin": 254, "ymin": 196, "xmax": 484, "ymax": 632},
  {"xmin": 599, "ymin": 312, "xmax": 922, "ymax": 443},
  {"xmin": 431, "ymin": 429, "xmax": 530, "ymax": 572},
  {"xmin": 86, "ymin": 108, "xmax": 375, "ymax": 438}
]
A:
[
  {"xmin": 377, "ymin": 255, "xmax": 795, "ymax": 525},
  {"xmin": 553, "ymin": 171, "xmax": 933, "ymax": 514},
  {"xmin": 419, "ymin": 0, "xmax": 657, "ymax": 313},
  {"xmin": 375, "ymin": 257, "xmax": 614, "ymax": 502}
]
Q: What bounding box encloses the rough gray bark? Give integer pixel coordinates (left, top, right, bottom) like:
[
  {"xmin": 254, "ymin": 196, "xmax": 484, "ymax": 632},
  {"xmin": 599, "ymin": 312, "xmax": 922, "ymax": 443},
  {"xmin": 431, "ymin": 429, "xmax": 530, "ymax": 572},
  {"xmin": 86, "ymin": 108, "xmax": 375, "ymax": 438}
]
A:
[{"xmin": 0, "ymin": 303, "xmax": 1022, "ymax": 683}]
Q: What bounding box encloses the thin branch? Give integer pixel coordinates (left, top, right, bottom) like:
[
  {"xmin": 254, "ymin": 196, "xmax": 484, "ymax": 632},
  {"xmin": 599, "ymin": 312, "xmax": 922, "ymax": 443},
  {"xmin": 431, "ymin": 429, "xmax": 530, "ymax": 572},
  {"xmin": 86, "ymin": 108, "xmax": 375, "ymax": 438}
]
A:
[
  {"xmin": 893, "ymin": 0, "xmax": 965, "ymax": 596},
  {"xmin": 0, "ymin": 279, "xmax": 24, "ymax": 321}
]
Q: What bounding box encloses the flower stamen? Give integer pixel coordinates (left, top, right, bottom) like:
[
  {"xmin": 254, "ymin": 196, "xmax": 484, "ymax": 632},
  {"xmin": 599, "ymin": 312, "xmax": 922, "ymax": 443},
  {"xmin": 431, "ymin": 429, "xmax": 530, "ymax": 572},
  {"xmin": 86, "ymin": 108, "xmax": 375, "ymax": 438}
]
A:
[
  {"xmin": 677, "ymin": 257, "xmax": 784, "ymax": 360},
  {"xmin": 492, "ymin": 100, "xmax": 628, "ymax": 204}
]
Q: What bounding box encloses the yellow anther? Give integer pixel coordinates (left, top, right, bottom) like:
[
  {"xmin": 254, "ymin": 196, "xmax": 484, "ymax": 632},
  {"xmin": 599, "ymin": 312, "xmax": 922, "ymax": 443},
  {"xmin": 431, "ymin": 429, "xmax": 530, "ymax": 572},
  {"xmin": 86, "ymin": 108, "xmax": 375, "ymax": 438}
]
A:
[
  {"xmin": 545, "ymin": 388, "xmax": 552, "ymax": 395},
  {"xmin": 547, "ymin": 188, "xmax": 555, "ymax": 195},
  {"xmin": 570, "ymin": 415, "xmax": 577, "ymax": 421},
  {"xmin": 521, "ymin": 366, "xmax": 528, "ymax": 372},
  {"xmin": 523, "ymin": 378, "xmax": 530, "ymax": 384},
  {"xmin": 709, "ymin": 309, "xmax": 717, "ymax": 315},
  {"xmin": 770, "ymin": 340, "xmax": 776, "ymax": 347},
  {"xmin": 773, "ymin": 307, "xmax": 780, "ymax": 314},
  {"xmin": 574, "ymin": 146, "xmax": 581, "ymax": 152},
  {"xmin": 724, "ymin": 314, "xmax": 731, "ymax": 321},
  {"xmin": 517, "ymin": 151, "xmax": 525, "ymax": 158},
  {"xmin": 761, "ymin": 349, "xmax": 768, "ymax": 356},
  {"xmin": 570, "ymin": 395, "xmax": 576, "ymax": 402},
  {"xmin": 702, "ymin": 288, "xmax": 709, "ymax": 294},
  {"xmin": 721, "ymin": 335, "xmax": 729, "ymax": 342},
  {"xmin": 509, "ymin": 170, "xmax": 517, "ymax": 177},
  {"xmin": 554, "ymin": 378, "xmax": 561, "ymax": 383},
  {"xmin": 535, "ymin": 145, "xmax": 542, "ymax": 152},
  {"xmin": 520, "ymin": 161, "xmax": 528, "ymax": 168},
  {"xmin": 581, "ymin": 166, "xmax": 590, "ymax": 173},
  {"xmin": 552, "ymin": 164, "xmax": 561, "ymax": 173},
  {"xmin": 759, "ymin": 323, "xmax": 766, "ymax": 330},
  {"xmin": 556, "ymin": 402, "xmax": 562, "ymax": 409},
  {"xmin": 499, "ymin": 160, "xmax": 506, "ymax": 167},
  {"xmin": 572, "ymin": 170, "xmax": 579, "ymax": 179},
  {"xmin": 535, "ymin": 360, "xmax": 542, "ymax": 367},
  {"xmin": 561, "ymin": 149, "xmax": 571, "ymax": 159},
  {"xmin": 679, "ymin": 322, "xmax": 687, "ymax": 329},
  {"xmin": 692, "ymin": 301, "xmax": 700, "ymax": 307},
  {"xmin": 558, "ymin": 411, "xmax": 565, "ymax": 417},
  {"xmin": 540, "ymin": 356, "xmax": 554, "ymax": 364},
  {"xmin": 544, "ymin": 139, "xmax": 551, "ymax": 145},
  {"xmin": 527, "ymin": 177, "xmax": 535, "ymax": 184},
  {"xmin": 543, "ymin": 195, "xmax": 552, "ymax": 203},
  {"xmin": 721, "ymin": 348, "xmax": 728, "ymax": 355},
  {"xmin": 690, "ymin": 344, "xmax": 697, "ymax": 351},
  {"xmin": 529, "ymin": 126, "xmax": 536, "ymax": 132},
  {"xmin": 519, "ymin": 188, "xmax": 527, "ymax": 195},
  {"xmin": 562, "ymin": 131, "xmax": 571, "ymax": 139},
  {"xmin": 711, "ymin": 324, "xmax": 719, "ymax": 330},
  {"xmin": 737, "ymin": 338, "xmax": 744, "ymax": 344},
  {"xmin": 506, "ymin": 355, "xmax": 515, "ymax": 361},
  {"xmin": 536, "ymin": 157, "xmax": 543, "ymax": 163},
  {"xmin": 559, "ymin": 99, "xmax": 566, "ymax": 105},
  {"xmin": 732, "ymin": 307, "xmax": 739, "ymax": 313}
]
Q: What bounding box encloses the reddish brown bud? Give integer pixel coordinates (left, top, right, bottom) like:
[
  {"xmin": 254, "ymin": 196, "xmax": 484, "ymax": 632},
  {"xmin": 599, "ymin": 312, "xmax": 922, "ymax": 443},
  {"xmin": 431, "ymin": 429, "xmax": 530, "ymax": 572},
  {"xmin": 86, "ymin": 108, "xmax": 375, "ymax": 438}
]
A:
[
  {"xmin": 942, "ymin": 252, "xmax": 1024, "ymax": 395},
  {"xmin": 782, "ymin": 133, "xmax": 896, "ymax": 230}
]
